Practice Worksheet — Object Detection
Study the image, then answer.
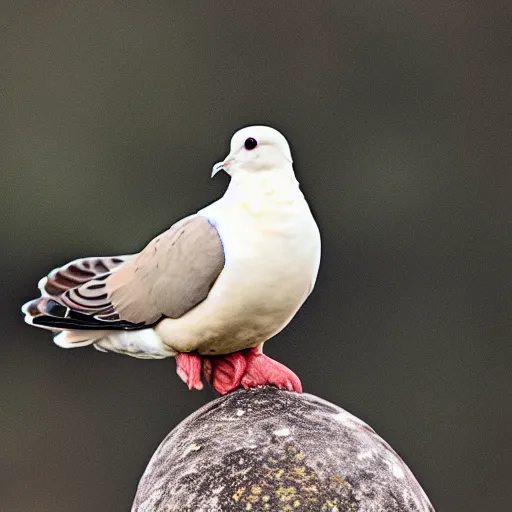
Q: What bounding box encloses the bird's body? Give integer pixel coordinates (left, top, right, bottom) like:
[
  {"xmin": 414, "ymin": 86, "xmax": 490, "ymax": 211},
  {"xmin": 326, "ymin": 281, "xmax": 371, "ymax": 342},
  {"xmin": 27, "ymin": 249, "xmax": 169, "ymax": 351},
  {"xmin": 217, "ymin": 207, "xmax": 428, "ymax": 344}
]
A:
[
  {"xmin": 22, "ymin": 126, "xmax": 321, "ymax": 393},
  {"xmin": 160, "ymin": 169, "xmax": 319, "ymax": 355}
]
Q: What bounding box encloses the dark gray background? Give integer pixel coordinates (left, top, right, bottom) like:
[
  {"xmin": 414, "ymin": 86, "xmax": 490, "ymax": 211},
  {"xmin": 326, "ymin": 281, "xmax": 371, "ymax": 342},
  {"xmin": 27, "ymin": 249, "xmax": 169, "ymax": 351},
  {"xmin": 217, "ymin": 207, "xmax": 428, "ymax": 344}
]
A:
[{"xmin": 1, "ymin": 2, "xmax": 510, "ymax": 511}]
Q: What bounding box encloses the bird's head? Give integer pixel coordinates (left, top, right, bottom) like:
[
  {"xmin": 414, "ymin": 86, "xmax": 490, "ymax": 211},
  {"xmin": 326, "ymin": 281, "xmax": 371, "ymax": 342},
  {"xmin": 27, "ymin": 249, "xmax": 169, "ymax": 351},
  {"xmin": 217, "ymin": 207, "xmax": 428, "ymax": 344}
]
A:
[{"xmin": 212, "ymin": 126, "xmax": 293, "ymax": 178}]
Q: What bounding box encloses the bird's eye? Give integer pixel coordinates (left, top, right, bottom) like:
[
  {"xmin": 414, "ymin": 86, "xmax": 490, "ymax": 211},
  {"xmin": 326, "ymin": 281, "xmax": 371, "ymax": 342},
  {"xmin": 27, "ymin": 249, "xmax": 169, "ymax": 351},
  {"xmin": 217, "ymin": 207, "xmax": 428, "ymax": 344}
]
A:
[{"xmin": 244, "ymin": 137, "xmax": 258, "ymax": 150}]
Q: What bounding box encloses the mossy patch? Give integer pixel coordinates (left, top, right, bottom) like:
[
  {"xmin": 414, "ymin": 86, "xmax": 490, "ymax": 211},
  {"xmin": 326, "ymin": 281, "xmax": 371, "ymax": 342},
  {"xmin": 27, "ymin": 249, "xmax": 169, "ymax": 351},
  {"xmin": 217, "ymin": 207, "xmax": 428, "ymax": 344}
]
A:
[{"xmin": 222, "ymin": 443, "xmax": 358, "ymax": 511}]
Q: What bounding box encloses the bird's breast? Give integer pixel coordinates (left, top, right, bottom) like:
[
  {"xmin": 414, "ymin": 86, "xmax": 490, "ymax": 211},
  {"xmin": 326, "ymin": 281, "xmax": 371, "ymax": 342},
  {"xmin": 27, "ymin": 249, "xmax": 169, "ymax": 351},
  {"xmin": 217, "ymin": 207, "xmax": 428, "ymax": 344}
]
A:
[
  {"xmin": 204, "ymin": 197, "xmax": 320, "ymax": 315},
  {"xmin": 160, "ymin": 190, "xmax": 321, "ymax": 354}
]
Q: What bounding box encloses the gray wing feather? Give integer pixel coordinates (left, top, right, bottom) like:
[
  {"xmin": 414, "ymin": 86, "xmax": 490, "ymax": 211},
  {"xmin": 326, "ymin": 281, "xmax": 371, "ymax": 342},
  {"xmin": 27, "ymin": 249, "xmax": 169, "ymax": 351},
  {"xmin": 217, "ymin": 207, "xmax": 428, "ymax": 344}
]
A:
[{"xmin": 106, "ymin": 215, "xmax": 225, "ymax": 323}]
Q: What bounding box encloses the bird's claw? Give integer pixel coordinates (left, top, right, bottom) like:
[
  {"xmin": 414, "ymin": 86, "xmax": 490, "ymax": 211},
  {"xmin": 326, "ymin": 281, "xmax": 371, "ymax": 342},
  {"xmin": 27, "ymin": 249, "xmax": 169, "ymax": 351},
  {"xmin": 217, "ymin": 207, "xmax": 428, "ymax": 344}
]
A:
[
  {"xmin": 176, "ymin": 352, "xmax": 204, "ymax": 390},
  {"xmin": 240, "ymin": 348, "xmax": 302, "ymax": 393}
]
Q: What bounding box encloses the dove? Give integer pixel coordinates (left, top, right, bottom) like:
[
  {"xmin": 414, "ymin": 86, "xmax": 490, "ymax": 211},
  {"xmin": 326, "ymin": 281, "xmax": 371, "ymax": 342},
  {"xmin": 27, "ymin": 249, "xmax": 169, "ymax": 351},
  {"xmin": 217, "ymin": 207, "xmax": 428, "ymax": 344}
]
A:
[{"xmin": 22, "ymin": 126, "xmax": 321, "ymax": 394}]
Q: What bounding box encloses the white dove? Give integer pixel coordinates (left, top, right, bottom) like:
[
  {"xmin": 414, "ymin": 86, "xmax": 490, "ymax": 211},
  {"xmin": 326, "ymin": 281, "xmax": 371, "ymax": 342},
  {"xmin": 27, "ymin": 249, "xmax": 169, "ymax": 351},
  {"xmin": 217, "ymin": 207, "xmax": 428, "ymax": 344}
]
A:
[{"xmin": 22, "ymin": 126, "xmax": 321, "ymax": 394}]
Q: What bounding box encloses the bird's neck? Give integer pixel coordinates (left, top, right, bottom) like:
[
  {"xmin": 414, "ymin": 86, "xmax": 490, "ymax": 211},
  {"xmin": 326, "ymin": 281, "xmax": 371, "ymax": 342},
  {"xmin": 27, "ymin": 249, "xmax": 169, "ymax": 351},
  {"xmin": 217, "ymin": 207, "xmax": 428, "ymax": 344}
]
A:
[{"xmin": 224, "ymin": 166, "xmax": 301, "ymax": 206}]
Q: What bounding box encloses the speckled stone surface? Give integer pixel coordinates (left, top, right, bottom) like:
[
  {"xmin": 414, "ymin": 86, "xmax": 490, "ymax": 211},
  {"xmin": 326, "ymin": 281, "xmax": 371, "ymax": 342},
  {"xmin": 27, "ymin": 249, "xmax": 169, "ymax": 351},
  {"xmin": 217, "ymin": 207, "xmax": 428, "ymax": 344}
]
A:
[{"xmin": 132, "ymin": 388, "xmax": 434, "ymax": 511}]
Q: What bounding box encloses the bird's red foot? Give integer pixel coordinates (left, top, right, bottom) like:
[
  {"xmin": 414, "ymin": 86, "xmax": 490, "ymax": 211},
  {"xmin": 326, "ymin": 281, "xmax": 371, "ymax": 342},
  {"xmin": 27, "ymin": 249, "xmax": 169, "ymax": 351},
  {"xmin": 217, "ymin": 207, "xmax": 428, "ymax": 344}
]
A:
[
  {"xmin": 203, "ymin": 351, "xmax": 248, "ymax": 394},
  {"xmin": 176, "ymin": 347, "xmax": 302, "ymax": 394},
  {"xmin": 176, "ymin": 352, "xmax": 204, "ymax": 390},
  {"xmin": 240, "ymin": 347, "xmax": 303, "ymax": 393}
]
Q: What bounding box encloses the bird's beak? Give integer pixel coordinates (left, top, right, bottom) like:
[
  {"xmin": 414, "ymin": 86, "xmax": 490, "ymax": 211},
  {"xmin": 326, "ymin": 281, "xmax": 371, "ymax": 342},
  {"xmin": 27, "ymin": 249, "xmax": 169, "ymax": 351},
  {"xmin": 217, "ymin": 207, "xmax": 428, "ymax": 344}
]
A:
[
  {"xmin": 211, "ymin": 161, "xmax": 224, "ymax": 178},
  {"xmin": 211, "ymin": 156, "xmax": 234, "ymax": 178}
]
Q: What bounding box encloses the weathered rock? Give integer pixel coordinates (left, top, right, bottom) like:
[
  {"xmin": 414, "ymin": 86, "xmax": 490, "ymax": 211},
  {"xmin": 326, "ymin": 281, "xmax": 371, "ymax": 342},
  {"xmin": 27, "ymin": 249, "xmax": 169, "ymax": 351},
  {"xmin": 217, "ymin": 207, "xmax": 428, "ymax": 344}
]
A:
[{"xmin": 132, "ymin": 387, "xmax": 434, "ymax": 511}]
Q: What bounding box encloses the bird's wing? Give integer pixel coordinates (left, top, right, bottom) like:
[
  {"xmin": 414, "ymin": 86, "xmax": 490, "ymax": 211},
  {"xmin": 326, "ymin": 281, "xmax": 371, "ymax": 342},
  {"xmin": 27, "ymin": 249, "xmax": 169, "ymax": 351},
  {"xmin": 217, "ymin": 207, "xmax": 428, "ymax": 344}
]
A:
[
  {"xmin": 106, "ymin": 215, "xmax": 225, "ymax": 322},
  {"xmin": 22, "ymin": 215, "xmax": 225, "ymax": 331},
  {"xmin": 38, "ymin": 255, "xmax": 132, "ymax": 296}
]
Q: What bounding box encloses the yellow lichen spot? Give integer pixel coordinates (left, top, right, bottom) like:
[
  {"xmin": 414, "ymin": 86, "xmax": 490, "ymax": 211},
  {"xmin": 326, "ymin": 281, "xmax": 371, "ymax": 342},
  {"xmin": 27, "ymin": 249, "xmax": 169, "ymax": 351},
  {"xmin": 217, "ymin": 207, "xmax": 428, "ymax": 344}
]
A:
[
  {"xmin": 263, "ymin": 505, "xmax": 270, "ymax": 510},
  {"xmin": 268, "ymin": 457, "xmax": 278, "ymax": 464},
  {"xmin": 275, "ymin": 469, "xmax": 285, "ymax": 480},
  {"xmin": 322, "ymin": 498, "xmax": 341, "ymax": 511},
  {"xmin": 293, "ymin": 466, "xmax": 306, "ymax": 476},
  {"xmin": 245, "ymin": 503, "xmax": 252, "ymax": 511},
  {"xmin": 332, "ymin": 474, "xmax": 352, "ymax": 489},
  {"xmin": 247, "ymin": 493, "xmax": 259, "ymax": 503},
  {"xmin": 295, "ymin": 452, "xmax": 305, "ymax": 460},
  {"xmin": 283, "ymin": 505, "xmax": 293, "ymax": 511},
  {"xmin": 262, "ymin": 495, "xmax": 270, "ymax": 502},
  {"xmin": 293, "ymin": 499, "xmax": 301, "ymax": 508},
  {"xmin": 232, "ymin": 487, "xmax": 245, "ymax": 502},
  {"xmin": 276, "ymin": 486, "xmax": 296, "ymax": 502},
  {"xmin": 251, "ymin": 485, "xmax": 262, "ymax": 495}
]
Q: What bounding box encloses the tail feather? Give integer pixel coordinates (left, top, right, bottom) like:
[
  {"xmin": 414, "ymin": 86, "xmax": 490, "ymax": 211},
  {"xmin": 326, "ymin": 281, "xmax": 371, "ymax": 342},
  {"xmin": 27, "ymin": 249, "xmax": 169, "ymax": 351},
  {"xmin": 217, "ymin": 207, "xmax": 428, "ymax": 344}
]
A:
[
  {"xmin": 22, "ymin": 254, "xmax": 144, "ymax": 334},
  {"xmin": 22, "ymin": 254, "xmax": 170, "ymax": 356},
  {"xmin": 24, "ymin": 297, "xmax": 145, "ymax": 331},
  {"xmin": 38, "ymin": 255, "xmax": 130, "ymax": 296},
  {"xmin": 53, "ymin": 330, "xmax": 109, "ymax": 348},
  {"xmin": 54, "ymin": 328, "xmax": 175, "ymax": 359}
]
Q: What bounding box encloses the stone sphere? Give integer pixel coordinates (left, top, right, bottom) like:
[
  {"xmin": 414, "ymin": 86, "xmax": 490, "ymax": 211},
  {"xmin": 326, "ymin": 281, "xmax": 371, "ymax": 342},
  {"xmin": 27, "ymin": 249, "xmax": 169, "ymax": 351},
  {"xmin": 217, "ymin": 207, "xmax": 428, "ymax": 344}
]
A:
[{"xmin": 132, "ymin": 387, "xmax": 434, "ymax": 511}]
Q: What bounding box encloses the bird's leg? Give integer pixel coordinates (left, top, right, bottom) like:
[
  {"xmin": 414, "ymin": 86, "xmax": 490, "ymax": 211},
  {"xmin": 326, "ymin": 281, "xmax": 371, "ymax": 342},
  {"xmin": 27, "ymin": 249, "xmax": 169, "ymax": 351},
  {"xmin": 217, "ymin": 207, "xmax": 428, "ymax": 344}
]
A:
[
  {"xmin": 176, "ymin": 352, "xmax": 204, "ymax": 390},
  {"xmin": 240, "ymin": 344, "xmax": 303, "ymax": 393},
  {"xmin": 202, "ymin": 352, "xmax": 248, "ymax": 395}
]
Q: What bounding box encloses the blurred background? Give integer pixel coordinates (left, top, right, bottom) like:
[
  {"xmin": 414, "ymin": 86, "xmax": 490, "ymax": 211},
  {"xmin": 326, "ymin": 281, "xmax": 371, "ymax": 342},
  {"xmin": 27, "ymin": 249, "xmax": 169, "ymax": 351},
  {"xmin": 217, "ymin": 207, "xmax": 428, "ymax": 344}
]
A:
[{"xmin": 1, "ymin": 1, "xmax": 510, "ymax": 511}]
